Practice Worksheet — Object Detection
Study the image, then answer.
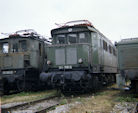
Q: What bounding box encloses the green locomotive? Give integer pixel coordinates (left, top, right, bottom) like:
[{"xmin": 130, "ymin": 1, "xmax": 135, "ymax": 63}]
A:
[
  {"xmin": 116, "ymin": 38, "xmax": 138, "ymax": 92},
  {"xmin": 0, "ymin": 29, "xmax": 49, "ymax": 94},
  {"xmin": 40, "ymin": 20, "xmax": 117, "ymax": 92}
]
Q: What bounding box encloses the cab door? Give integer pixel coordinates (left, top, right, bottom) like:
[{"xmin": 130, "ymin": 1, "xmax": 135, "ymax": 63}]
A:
[{"xmin": 38, "ymin": 42, "xmax": 45, "ymax": 71}]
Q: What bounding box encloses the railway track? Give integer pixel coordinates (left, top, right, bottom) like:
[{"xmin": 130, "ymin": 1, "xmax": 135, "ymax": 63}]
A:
[
  {"xmin": 1, "ymin": 95, "xmax": 60, "ymax": 113},
  {"xmin": 132, "ymin": 102, "xmax": 138, "ymax": 113}
]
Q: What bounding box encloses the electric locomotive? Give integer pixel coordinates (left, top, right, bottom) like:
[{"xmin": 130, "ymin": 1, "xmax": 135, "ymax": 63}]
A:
[
  {"xmin": 116, "ymin": 38, "xmax": 138, "ymax": 93},
  {"xmin": 40, "ymin": 20, "xmax": 117, "ymax": 92},
  {"xmin": 0, "ymin": 29, "xmax": 50, "ymax": 94}
]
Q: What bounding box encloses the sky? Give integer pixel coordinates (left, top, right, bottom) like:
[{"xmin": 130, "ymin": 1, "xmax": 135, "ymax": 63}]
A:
[{"xmin": 0, "ymin": 0, "xmax": 138, "ymax": 43}]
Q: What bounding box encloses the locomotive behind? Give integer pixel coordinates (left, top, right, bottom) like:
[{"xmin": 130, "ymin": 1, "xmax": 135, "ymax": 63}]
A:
[
  {"xmin": 116, "ymin": 38, "xmax": 138, "ymax": 93},
  {"xmin": 0, "ymin": 29, "xmax": 50, "ymax": 94},
  {"xmin": 40, "ymin": 20, "xmax": 117, "ymax": 92}
]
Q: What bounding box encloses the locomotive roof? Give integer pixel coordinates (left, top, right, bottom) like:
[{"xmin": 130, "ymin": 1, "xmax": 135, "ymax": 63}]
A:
[
  {"xmin": 51, "ymin": 20, "xmax": 95, "ymax": 34},
  {"xmin": 0, "ymin": 29, "xmax": 51, "ymax": 44},
  {"xmin": 117, "ymin": 37, "xmax": 138, "ymax": 45},
  {"xmin": 51, "ymin": 25, "xmax": 90, "ymax": 35},
  {"xmin": 51, "ymin": 21, "xmax": 114, "ymax": 47},
  {"xmin": 0, "ymin": 34, "xmax": 44, "ymax": 42}
]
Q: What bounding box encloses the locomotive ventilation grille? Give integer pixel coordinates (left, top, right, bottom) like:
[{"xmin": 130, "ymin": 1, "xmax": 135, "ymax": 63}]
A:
[{"xmin": 55, "ymin": 48, "xmax": 77, "ymax": 65}]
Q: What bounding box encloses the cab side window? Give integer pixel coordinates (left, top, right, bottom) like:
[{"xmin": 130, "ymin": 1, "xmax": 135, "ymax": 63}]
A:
[
  {"xmin": 109, "ymin": 45, "xmax": 112, "ymax": 54},
  {"xmin": 113, "ymin": 48, "xmax": 116, "ymax": 56},
  {"xmin": 19, "ymin": 40, "xmax": 27, "ymax": 51},
  {"xmin": 39, "ymin": 43, "xmax": 42, "ymax": 56},
  {"xmin": 103, "ymin": 40, "xmax": 107, "ymax": 51},
  {"xmin": 2, "ymin": 42, "xmax": 9, "ymax": 53}
]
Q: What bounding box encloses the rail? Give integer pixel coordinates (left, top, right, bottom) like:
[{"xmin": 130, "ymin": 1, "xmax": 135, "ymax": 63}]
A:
[
  {"xmin": 1, "ymin": 95, "xmax": 60, "ymax": 113},
  {"xmin": 132, "ymin": 102, "xmax": 138, "ymax": 113}
]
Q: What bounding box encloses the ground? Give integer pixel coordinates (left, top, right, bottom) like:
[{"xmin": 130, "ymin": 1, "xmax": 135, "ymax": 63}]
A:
[
  {"xmin": 50, "ymin": 85, "xmax": 138, "ymax": 113},
  {"xmin": 1, "ymin": 85, "xmax": 138, "ymax": 113},
  {"xmin": 66, "ymin": 89, "xmax": 137, "ymax": 113},
  {"xmin": 1, "ymin": 90, "xmax": 57, "ymax": 104}
]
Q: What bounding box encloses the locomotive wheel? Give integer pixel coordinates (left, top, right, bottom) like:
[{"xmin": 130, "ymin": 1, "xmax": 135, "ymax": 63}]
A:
[
  {"xmin": 0, "ymin": 91, "xmax": 3, "ymax": 96},
  {"xmin": 16, "ymin": 80, "xmax": 25, "ymax": 92},
  {"xmin": 136, "ymin": 81, "xmax": 138, "ymax": 93},
  {"xmin": 80, "ymin": 79, "xmax": 92, "ymax": 92},
  {"xmin": 92, "ymin": 76, "xmax": 102, "ymax": 91},
  {"xmin": 0, "ymin": 81, "xmax": 4, "ymax": 95},
  {"xmin": 3, "ymin": 80, "xmax": 10, "ymax": 94},
  {"xmin": 131, "ymin": 80, "xmax": 138, "ymax": 93},
  {"xmin": 3, "ymin": 89, "xmax": 9, "ymax": 95}
]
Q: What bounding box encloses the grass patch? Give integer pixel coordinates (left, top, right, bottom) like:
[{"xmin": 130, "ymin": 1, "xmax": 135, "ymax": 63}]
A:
[
  {"xmin": 75, "ymin": 97, "xmax": 85, "ymax": 102},
  {"xmin": 60, "ymin": 99, "xmax": 68, "ymax": 105},
  {"xmin": 115, "ymin": 94, "xmax": 138, "ymax": 102},
  {"xmin": 37, "ymin": 106, "xmax": 44, "ymax": 110},
  {"xmin": 115, "ymin": 96, "xmax": 137, "ymax": 102},
  {"xmin": 95, "ymin": 91, "xmax": 109, "ymax": 96},
  {"xmin": 1, "ymin": 90, "xmax": 58, "ymax": 104},
  {"xmin": 69, "ymin": 93, "xmax": 114, "ymax": 113},
  {"xmin": 68, "ymin": 86, "xmax": 138, "ymax": 113}
]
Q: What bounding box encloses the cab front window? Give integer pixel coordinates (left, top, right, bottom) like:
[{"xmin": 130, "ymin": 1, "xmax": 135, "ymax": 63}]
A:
[
  {"xmin": 12, "ymin": 43, "xmax": 18, "ymax": 52},
  {"xmin": 67, "ymin": 34, "xmax": 77, "ymax": 44},
  {"xmin": 79, "ymin": 32, "xmax": 89, "ymax": 43},
  {"xmin": 55, "ymin": 34, "xmax": 66, "ymax": 44},
  {"xmin": 54, "ymin": 32, "xmax": 90, "ymax": 44}
]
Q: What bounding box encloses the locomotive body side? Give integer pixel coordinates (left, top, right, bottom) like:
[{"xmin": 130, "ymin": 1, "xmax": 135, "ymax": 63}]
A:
[
  {"xmin": 117, "ymin": 38, "xmax": 138, "ymax": 92},
  {"xmin": 89, "ymin": 29, "xmax": 117, "ymax": 74}
]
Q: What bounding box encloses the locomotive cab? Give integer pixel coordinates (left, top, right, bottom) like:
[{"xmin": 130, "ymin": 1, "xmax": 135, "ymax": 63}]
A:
[{"xmin": 51, "ymin": 30, "xmax": 92, "ymax": 69}]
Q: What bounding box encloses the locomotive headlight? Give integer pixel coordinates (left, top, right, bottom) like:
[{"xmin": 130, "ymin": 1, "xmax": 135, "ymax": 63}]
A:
[
  {"xmin": 78, "ymin": 58, "xmax": 83, "ymax": 64},
  {"xmin": 47, "ymin": 60, "xmax": 51, "ymax": 65}
]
